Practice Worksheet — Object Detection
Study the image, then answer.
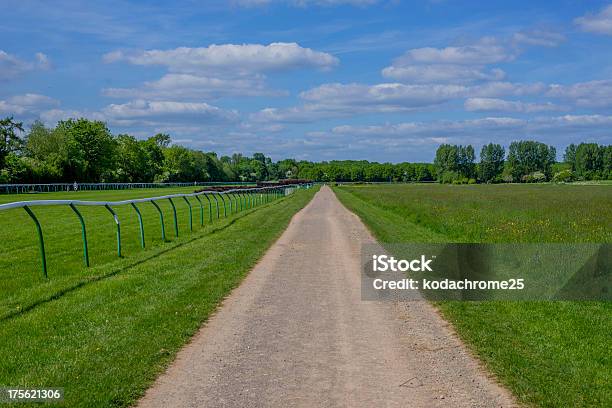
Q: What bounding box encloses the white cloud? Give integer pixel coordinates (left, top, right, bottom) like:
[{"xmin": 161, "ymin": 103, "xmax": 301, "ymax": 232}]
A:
[
  {"xmin": 0, "ymin": 93, "xmax": 59, "ymax": 115},
  {"xmin": 512, "ymin": 30, "xmax": 565, "ymax": 47},
  {"xmin": 382, "ymin": 65, "xmax": 505, "ymax": 83},
  {"xmin": 382, "ymin": 32, "xmax": 563, "ymax": 84},
  {"xmin": 103, "ymin": 42, "xmax": 338, "ymax": 74},
  {"xmin": 313, "ymin": 114, "xmax": 612, "ymax": 149},
  {"xmin": 251, "ymin": 82, "xmax": 467, "ymax": 122},
  {"xmin": 0, "ymin": 50, "xmax": 51, "ymax": 80},
  {"xmin": 546, "ymin": 80, "xmax": 612, "ymax": 108},
  {"xmin": 101, "ymin": 100, "xmax": 238, "ymax": 123},
  {"xmin": 381, "ymin": 38, "xmax": 514, "ymax": 84},
  {"xmin": 464, "ymin": 98, "xmax": 564, "ymax": 113},
  {"xmin": 39, "ymin": 108, "xmax": 106, "ymax": 125},
  {"xmin": 102, "ymin": 73, "xmax": 282, "ymax": 100},
  {"xmin": 396, "ymin": 39, "xmax": 513, "ymax": 66},
  {"xmin": 38, "ymin": 99, "xmax": 238, "ymax": 129},
  {"xmin": 575, "ymin": 5, "xmax": 612, "ymax": 35},
  {"xmin": 470, "ymin": 81, "xmax": 547, "ymax": 97},
  {"xmin": 301, "ymin": 82, "xmax": 466, "ymax": 106},
  {"xmin": 251, "ymin": 81, "xmax": 552, "ymax": 123}
]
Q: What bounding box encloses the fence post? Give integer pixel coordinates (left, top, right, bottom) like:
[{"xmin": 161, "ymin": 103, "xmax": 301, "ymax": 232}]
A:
[
  {"xmin": 168, "ymin": 198, "xmax": 179, "ymax": 237},
  {"xmin": 151, "ymin": 200, "xmax": 166, "ymax": 242},
  {"xmin": 211, "ymin": 193, "xmax": 220, "ymax": 219},
  {"xmin": 202, "ymin": 193, "xmax": 213, "ymax": 222},
  {"xmin": 237, "ymin": 193, "xmax": 244, "ymax": 211},
  {"xmin": 104, "ymin": 204, "xmax": 121, "ymax": 258},
  {"xmin": 231, "ymin": 193, "xmax": 239, "ymax": 212},
  {"xmin": 219, "ymin": 194, "xmax": 227, "ymax": 217},
  {"xmin": 182, "ymin": 196, "xmax": 193, "ymax": 232},
  {"xmin": 23, "ymin": 205, "xmax": 47, "ymax": 278},
  {"xmin": 194, "ymin": 195, "xmax": 204, "ymax": 226},
  {"xmin": 69, "ymin": 203, "xmax": 90, "ymax": 266},
  {"xmin": 130, "ymin": 202, "xmax": 145, "ymax": 249}
]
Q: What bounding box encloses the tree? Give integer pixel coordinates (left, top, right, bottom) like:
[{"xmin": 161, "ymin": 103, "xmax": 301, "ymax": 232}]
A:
[
  {"xmin": 603, "ymin": 145, "xmax": 612, "ymax": 179},
  {"xmin": 116, "ymin": 134, "xmax": 149, "ymax": 182},
  {"xmin": 574, "ymin": 143, "xmax": 603, "ymax": 180},
  {"xmin": 55, "ymin": 118, "xmax": 117, "ymax": 182},
  {"xmin": 506, "ymin": 140, "xmax": 556, "ymax": 182},
  {"xmin": 160, "ymin": 145, "xmax": 195, "ymax": 182},
  {"xmin": 457, "ymin": 145, "xmax": 476, "ymax": 179},
  {"xmin": 479, "ymin": 143, "xmax": 505, "ymax": 183},
  {"xmin": 24, "ymin": 120, "xmax": 68, "ymax": 181},
  {"xmin": 434, "ymin": 144, "xmax": 475, "ymax": 183},
  {"xmin": 0, "ymin": 117, "xmax": 24, "ymax": 169},
  {"xmin": 564, "ymin": 143, "xmax": 577, "ymax": 170}
]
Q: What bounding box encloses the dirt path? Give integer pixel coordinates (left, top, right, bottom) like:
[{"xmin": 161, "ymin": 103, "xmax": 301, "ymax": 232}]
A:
[{"xmin": 138, "ymin": 186, "xmax": 516, "ymax": 407}]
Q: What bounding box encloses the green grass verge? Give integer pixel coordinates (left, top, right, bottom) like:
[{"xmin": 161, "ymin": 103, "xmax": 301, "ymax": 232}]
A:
[
  {"xmin": 0, "ymin": 185, "xmax": 318, "ymax": 407},
  {"xmin": 333, "ymin": 184, "xmax": 611, "ymax": 408}
]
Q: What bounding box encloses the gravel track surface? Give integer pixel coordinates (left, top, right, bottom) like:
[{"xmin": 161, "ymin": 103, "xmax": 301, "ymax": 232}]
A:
[{"xmin": 138, "ymin": 186, "xmax": 516, "ymax": 408}]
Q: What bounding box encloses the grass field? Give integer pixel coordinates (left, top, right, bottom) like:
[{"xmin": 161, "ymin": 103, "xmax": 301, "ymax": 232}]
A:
[
  {"xmin": 0, "ymin": 185, "xmax": 318, "ymax": 407},
  {"xmin": 333, "ymin": 184, "xmax": 611, "ymax": 407}
]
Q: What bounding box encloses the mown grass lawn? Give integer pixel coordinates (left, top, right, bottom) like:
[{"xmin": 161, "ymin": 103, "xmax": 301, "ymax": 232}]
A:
[
  {"xmin": 0, "ymin": 185, "xmax": 318, "ymax": 407},
  {"xmin": 333, "ymin": 184, "xmax": 611, "ymax": 408}
]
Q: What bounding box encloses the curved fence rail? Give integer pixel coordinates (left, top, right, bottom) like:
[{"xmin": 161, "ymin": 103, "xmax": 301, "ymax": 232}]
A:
[
  {"xmin": 0, "ymin": 184, "xmax": 311, "ymax": 278},
  {"xmin": 0, "ymin": 181, "xmax": 255, "ymax": 194}
]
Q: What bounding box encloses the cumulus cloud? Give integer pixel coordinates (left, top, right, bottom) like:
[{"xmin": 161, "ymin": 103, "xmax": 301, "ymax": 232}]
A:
[
  {"xmin": 0, "ymin": 50, "xmax": 51, "ymax": 80},
  {"xmin": 382, "ymin": 65, "xmax": 505, "ymax": 83},
  {"xmin": 314, "ymin": 114, "xmax": 612, "ymax": 150},
  {"xmin": 102, "ymin": 73, "xmax": 283, "ymax": 100},
  {"xmin": 546, "ymin": 79, "xmax": 612, "ymax": 108},
  {"xmin": 101, "ymin": 100, "xmax": 238, "ymax": 124},
  {"xmin": 464, "ymin": 98, "xmax": 564, "ymax": 113},
  {"xmin": 103, "ymin": 42, "xmax": 338, "ymax": 74},
  {"xmin": 383, "ymin": 32, "xmax": 563, "ymax": 84},
  {"xmin": 398, "ymin": 40, "xmax": 512, "ymax": 66},
  {"xmin": 251, "ymin": 82, "xmax": 467, "ymax": 122},
  {"xmin": 381, "ymin": 38, "xmax": 514, "ymax": 83},
  {"xmin": 575, "ymin": 5, "xmax": 612, "ymax": 35},
  {"xmin": 0, "ymin": 93, "xmax": 59, "ymax": 115},
  {"xmin": 38, "ymin": 99, "xmax": 238, "ymax": 129},
  {"xmin": 103, "ymin": 42, "xmax": 336, "ymax": 102},
  {"xmin": 251, "ymin": 80, "xmax": 553, "ymax": 123}
]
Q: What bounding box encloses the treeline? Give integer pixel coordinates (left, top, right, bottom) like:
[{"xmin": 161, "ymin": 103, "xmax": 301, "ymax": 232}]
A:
[
  {"xmin": 1, "ymin": 116, "xmax": 610, "ymax": 184},
  {"xmin": 434, "ymin": 141, "xmax": 612, "ymax": 184},
  {"xmin": 0, "ymin": 117, "xmax": 290, "ymax": 183}
]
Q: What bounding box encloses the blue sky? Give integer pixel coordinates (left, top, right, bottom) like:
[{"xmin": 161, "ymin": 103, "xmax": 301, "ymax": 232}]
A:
[{"xmin": 2, "ymin": 0, "xmax": 612, "ymax": 162}]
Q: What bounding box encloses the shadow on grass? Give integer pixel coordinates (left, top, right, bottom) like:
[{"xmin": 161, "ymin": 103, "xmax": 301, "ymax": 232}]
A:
[{"xmin": 1, "ymin": 198, "xmax": 288, "ymax": 323}]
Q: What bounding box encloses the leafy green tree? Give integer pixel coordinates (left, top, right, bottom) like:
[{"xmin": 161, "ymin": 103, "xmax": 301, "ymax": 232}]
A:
[
  {"xmin": 603, "ymin": 145, "xmax": 612, "ymax": 179},
  {"xmin": 160, "ymin": 145, "xmax": 195, "ymax": 182},
  {"xmin": 479, "ymin": 143, "xmax": 505, "ymax": 183},
  {"xmin": 116, "ymin": 135, "xmax": 149, "ymax": 182},
  {"xmin": 55, "ymin": 118, "xmax": 117, "ymax": 182},
  {"xmin": 506, "ymin": 140, "xmax": 556, "ymax": 182},
  {"xmin": 457, "ymin": 145, "xmax": 476, "ymax": 179},
  {"xmin": 574, "ymin": 143, "xmax": 603, "ymax": 180},
  {"xmin": 434, "ymin": 144, "xmax": 475, "ymax": 183},
  {"xmin": 564, "ymin": 143, "xmax": 577, "ymax": 170},
  {"xmin": 0, "ymin": 117, "xmax": 24, "ymax": 169},
  {"xmin": 25, "ymin": 120, "xmax": 68, "ymax": 181}
]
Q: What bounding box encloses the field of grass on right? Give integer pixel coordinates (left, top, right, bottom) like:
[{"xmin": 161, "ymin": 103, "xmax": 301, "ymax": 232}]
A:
[{"xmin": 333, "ymin": 183, "xmax": 611, "ymax": 408}]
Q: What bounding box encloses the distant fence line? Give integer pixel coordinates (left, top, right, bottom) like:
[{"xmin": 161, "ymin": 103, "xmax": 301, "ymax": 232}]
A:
[
  {"xmin": 0, "ymin": 182, "xmax": 254, "ymax": 194},
  {"xmin": 0, "ymin": 183, "xmax": 312, "ymax": 278}
]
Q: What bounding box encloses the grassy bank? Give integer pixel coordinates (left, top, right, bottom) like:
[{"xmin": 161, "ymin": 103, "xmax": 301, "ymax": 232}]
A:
[
  {"xmin": 0, "ymin": 186, "xmax": 318, "ymax": 407},
  {"xmin": 333, "ymin": 184, "xmax": 611, "ymax": 407}
]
